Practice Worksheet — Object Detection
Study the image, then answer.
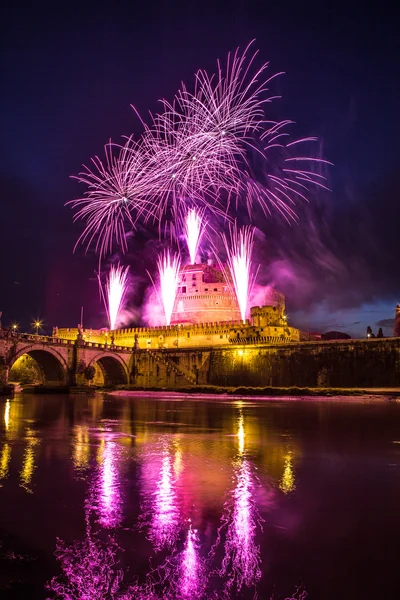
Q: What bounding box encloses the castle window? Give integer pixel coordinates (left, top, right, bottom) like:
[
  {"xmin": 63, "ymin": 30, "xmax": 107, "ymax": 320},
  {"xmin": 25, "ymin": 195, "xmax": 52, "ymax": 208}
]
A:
[
  {"xmin": 182, "ymin": 286, "xmax": 186, "ymax": 293},
  {"xmin": 192, "ymin": 274, "xmax": 196, "ymax": 280},
  {"xmin": 192, "ymin": 282, "xmax": 196, "ymax": 287},
  {"xmin": 204, "ymin": 288, "xmax": 208, "ymax": 291},
  {"xmin": 214, "ymin": 288, "xmax": 218, "ymax": 292}
]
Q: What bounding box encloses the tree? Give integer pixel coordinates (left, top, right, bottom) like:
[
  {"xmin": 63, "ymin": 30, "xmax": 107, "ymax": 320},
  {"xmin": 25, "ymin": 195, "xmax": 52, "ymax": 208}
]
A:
[{"xmin": 83, "ymin": 365, "xmax": 96, "ymax": 386}]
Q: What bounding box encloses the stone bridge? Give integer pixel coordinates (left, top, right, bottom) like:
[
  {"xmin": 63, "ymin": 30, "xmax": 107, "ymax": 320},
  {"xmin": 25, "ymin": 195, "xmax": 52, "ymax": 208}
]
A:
[{"xmin": 0, "ymin": 331, "xmax": 135, "ymax": 388}]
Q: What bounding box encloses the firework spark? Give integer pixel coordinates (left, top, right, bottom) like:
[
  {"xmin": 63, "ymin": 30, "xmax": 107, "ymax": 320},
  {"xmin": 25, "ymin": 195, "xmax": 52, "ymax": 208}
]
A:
[
  {"xmin": 104, "ymin": 264, "xmax": 129, "ymax": 330},
  {"xmin": 157, "ymin": 250, "xmax": 181, "ymax": 327},
  {"xmin": 222, "ymin": 225, "xmax": 255, "ymax": 323},
  {"xmin": 70, "ymin": 42, "xmax": 331, "ymax": 257},
  {"xmin": 69, "ymin": 138, "xmax": 158, "ymax": 257},
  {"xmin": 183, "ymin": 207, "xmax": 206, "ymax": 264}
]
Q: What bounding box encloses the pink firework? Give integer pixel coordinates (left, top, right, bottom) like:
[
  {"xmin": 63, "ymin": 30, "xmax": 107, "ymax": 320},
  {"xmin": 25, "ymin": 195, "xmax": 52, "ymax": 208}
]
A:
[
  {"xmin": 104, "ymin": 264, "xmax": 129, "ymax": 330},
  {"xmin": 222, "ymin": 225, "xmax": 255, "ymax": 323},
  {"xmin": 69, "ymin": 137, "xmax": 158, "ymax": 257},
  {"xmin": 183, "ymin": 207, "xmax": 206, "ymax": 265},
  {"xmin": 70, "ymin": 42, "xmax": 331, "ymax": 257},
  {"xmin": 157, "ymin": 250, "xmax": 181, "ymax": 326}
]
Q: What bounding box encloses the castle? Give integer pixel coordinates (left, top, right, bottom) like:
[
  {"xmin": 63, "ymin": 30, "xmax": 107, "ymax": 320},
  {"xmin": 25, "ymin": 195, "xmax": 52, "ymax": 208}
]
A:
[{"xmin": 55, "ymin": 262, "xmax": 300, "ymax": 348}]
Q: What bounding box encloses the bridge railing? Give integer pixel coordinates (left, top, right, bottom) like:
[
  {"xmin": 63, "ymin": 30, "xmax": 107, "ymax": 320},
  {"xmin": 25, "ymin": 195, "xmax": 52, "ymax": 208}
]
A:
[{"xmin": 11, "ymin": 333, "xmax": 131, "ymax": 352}]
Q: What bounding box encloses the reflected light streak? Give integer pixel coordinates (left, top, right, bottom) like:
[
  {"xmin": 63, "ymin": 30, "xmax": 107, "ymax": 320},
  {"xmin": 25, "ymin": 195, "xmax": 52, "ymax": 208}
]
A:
[
  {"xmin": 20, "ymin": 428, "xmax": 39, "ymax": 492},
  {"xmin": 100, "ymin": 440, "xmax": 122, "ymax": 528},
  {"xmin": 151, "ymin": 449, "xmax": 180, "ymax": 550},
  {"xmin": 219, "ymin": 412, "xmax": 261, "ymax": 594},
  {"xmin": 92, "ymin": 435, "xmax": 123, "ymax": 528},
  {"xmin": 0, "ymin": 443, "xmax": 11, "ymax": 480},
  {"xmin": 73, "ymin": 425, "xmax": 90, "ymax": 472},
  {"xmin": 178, "ymin": 523, "xmax": 204, "ymax": 599},
  {"xmin": 4, "ymin": 400, "xmax": 10, "ymax": 430},
  {"xmin": 48, "ymin": 510, "xmax": 125, "ymax": 599},
  {"xmin": 237, "ymin": 412, "xmax": 245, "ymax": 456},
  {"xmin": 280, "ymin": 452, "xmax": 296, "ymax": 494},
  {"xmin": 173, "ymin": 439, "xmax": 183, "ymax": 478}
]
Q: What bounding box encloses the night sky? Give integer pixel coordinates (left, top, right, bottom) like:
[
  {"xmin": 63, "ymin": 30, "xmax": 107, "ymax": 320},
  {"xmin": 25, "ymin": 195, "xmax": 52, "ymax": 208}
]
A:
[{"xmin": 1, "ymin": 0, "xmax": 399, "ymax": 337}]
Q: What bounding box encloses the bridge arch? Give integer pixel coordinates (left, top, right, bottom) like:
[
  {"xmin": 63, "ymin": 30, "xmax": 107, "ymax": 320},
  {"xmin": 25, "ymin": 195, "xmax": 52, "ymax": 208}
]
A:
[
  {"xmin": 88, "ymin": 352, "xmax": 129, "ymax": 386},
  {"xmin": 9, "ymin": 345, "xmax": 68, "ymax": 385}
]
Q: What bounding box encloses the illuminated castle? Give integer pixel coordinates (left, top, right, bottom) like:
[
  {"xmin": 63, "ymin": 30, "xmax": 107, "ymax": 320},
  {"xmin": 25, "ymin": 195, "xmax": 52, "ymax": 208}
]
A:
[
  {"xmin": 171, "ymin": 262, "xmax": 240, "ymax": 324},
  {"xmin": 170, "ymin": 261, "xmax": 287, "ymax": 326},
  {"xmin": 55, "ymin": 260, "xmax": 298, "ymax": 348}
]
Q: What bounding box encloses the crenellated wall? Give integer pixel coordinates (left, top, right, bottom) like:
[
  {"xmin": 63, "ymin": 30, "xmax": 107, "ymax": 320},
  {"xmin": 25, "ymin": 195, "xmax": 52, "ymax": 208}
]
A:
[{"xmin": 55, "ymin": 321, "xmax": 299, "ymax": 350}]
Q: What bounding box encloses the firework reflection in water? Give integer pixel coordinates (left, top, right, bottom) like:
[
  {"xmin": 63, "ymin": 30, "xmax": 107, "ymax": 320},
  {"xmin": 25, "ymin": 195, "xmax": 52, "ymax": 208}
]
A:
[
  {"xmin": 183, "ymin": 207, "xmax": 206, "ymax": 265},
  {"xmin": 101, "ymin": 264, "xmax": 129, "ymax": 331},
  {"xmin": 139, "ymin": 438, "xmax": 182, "ymax": 552},
  {"xmin": 157, "ymin": 250, "xmax": 181, "ymax": 327},
  {"xmin": 88, "ymin": 433, "xmax": 123, "ymax": 529},
  {"xmin": 222, "ymin": 225, "xmax": 256, "ymax": 323},
  {"xmin": 216, "ymin": 411, "xmax": 262, "ymax": 597}
]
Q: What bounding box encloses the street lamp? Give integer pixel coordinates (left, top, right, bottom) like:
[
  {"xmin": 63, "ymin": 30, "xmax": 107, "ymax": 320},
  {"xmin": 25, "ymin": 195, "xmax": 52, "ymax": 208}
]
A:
[
  {"xmin": 32, "ymin": 320, "xmax": 42, "ymax": 336},
  {"xmin": 11, "ymin": 324, "xmax": 18, "ymax": 332}
]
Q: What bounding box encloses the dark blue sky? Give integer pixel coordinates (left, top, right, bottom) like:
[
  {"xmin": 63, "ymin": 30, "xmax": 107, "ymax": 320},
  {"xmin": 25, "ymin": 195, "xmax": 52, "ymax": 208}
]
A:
[{"xmin": 1, "ymin": 0, "xmax": 399, "ymax": 336}]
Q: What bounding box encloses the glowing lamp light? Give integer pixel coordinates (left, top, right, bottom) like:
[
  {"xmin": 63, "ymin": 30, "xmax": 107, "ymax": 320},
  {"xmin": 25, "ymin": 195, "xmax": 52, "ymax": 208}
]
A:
[
  {"xmin": 32, "ymin": 319, "xmax": 43, "ymax": 335},
  {"xmin": 238, "ymin": 349, "xmax": 244, "ymax": 356}
]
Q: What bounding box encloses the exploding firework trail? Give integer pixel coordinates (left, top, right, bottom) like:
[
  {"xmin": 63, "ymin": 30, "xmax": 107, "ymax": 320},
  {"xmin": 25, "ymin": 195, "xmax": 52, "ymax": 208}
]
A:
[
  {"xmin": 183, "ymin": 207, "xmax": 206, "ymax": 264},
  {"xmin": 157, "ymin": 250, "xmax": 181, "ymax": 326},
  {"xmin": 69, "ymin": 137, "xmax": 159, "ymax": 257},
  {"xmin": 222, "ymin": 225, "xmax": 256, "ymax": 323},
  {"xmin": 99, "ymin": 264, "xmax": 129, "ymax": 330},
  {"xmin": 70, "ymin": 41, "xmax": 331, "ymax": 258}
]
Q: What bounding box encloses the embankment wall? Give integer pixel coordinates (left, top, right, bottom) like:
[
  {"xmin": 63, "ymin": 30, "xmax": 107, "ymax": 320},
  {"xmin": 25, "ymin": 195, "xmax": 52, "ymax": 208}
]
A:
[{"xmin": 134, "ymin": 338, "xmax": 400, "ymax": 389}]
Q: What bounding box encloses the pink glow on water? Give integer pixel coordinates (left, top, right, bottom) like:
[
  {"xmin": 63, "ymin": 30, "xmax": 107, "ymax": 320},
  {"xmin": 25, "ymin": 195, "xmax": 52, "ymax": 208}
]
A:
[
  {"xmin": 105, "ymin": 263, "xmax": 129, "ymax": 330},
  {"xmin": 178, "ymin": 524, "xmax": 204, "ymax": 599},
  {"xmin": 219, "ymin": 413, "xmax": 262, "ymax": 594},
  {"xmin": 223, "ymin": 225, "xmax": 255, "ymax": 323},
  {"xmin": 183, "ymin": 207, "xmax": 206, "ymax": 265},
  {"xmin": 157, "ymin": 250, "xmax": 181, "ymax": 326},
  {"xmin": 96, "ymin": 437, "xmax": 122, "ymax": 529},
  {"xmin": 151, "ymin": 449, "xmax": 180, "ymax": 549}
]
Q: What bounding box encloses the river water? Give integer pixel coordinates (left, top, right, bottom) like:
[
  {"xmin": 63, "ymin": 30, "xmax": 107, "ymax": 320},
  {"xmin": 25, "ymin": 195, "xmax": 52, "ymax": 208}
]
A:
[{"xmin": 0, "ymin": 392, "xmax": 399, "ymax": 599}]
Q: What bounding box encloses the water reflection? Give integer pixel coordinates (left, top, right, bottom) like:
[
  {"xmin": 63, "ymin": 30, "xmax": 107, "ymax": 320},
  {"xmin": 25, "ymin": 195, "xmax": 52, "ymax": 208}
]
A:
[
  {"xmin": 279, "ymin": 451, "xmax": 296, "ymax": 494},
  {"xmin": 0, "ymin": 394, "xmax": 343, "ymax": 599},
  {"xmin": 20, "ymin": 427, "xmax": 40, "ymax": 492},
  {"xmin": 72, "ymin": 425, "xmax": 90, "ymax": 474},
  {"xmin": 178, "ymin": 523, "xmax": 205, "ymax": 599},
  {"xmin": 91, "ymin": 431, "xmax": 123, "ymax": 528},
  {"xmin": 48, "ymin": 509, "xmax": 126, "ymax": 599},
  {"xmin": 4, "ymin": 399, "xmax": 10, "ymax": 430},
  {"xmin": 0, "ymin": 442, "xmax": 11, "ymax": 481},
  {"xmin": 217, "ymin": 410, "xmax": 262, "ymax": 596},
  {"xmin": 140, "ymin": 436, "xmax": 181, "ymax": 551}
]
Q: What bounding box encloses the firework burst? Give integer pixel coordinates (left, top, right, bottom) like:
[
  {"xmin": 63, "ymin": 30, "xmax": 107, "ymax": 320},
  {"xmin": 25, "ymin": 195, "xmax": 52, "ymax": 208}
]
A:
[
  {"xmin": 70, "ymin": 41, "xmax": 331, "ymax": 257},
  {"xmin": 222, "ymin": 225, "xmax": 255, "ymax": 323},
  {"xmin": 157, "ymin": 250, "xmax": 181, "ymax": 326},
  {"xmin": 69, "ymin": 138, "xmax": 158, "ymax": 257},
  {"xmin": 182, "ymin": 207, "xmax": 206, "ymax": 264},
  {"xmin": 102, "ymin": 264, "xmax": 129, "ymax": 330}
]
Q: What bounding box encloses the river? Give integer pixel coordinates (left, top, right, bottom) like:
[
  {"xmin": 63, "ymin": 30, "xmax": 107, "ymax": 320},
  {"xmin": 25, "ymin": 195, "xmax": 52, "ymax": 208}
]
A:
[{"xmin": 0, "ymin": 392, "xmax": 399, "ymax": 599}]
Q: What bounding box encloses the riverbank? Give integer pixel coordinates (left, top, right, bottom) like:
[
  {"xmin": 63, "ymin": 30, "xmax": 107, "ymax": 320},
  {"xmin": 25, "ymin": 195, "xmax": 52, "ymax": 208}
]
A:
[{"xmin": 107, "ymin": 384, "xmax": 400, "ymax": 398}]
